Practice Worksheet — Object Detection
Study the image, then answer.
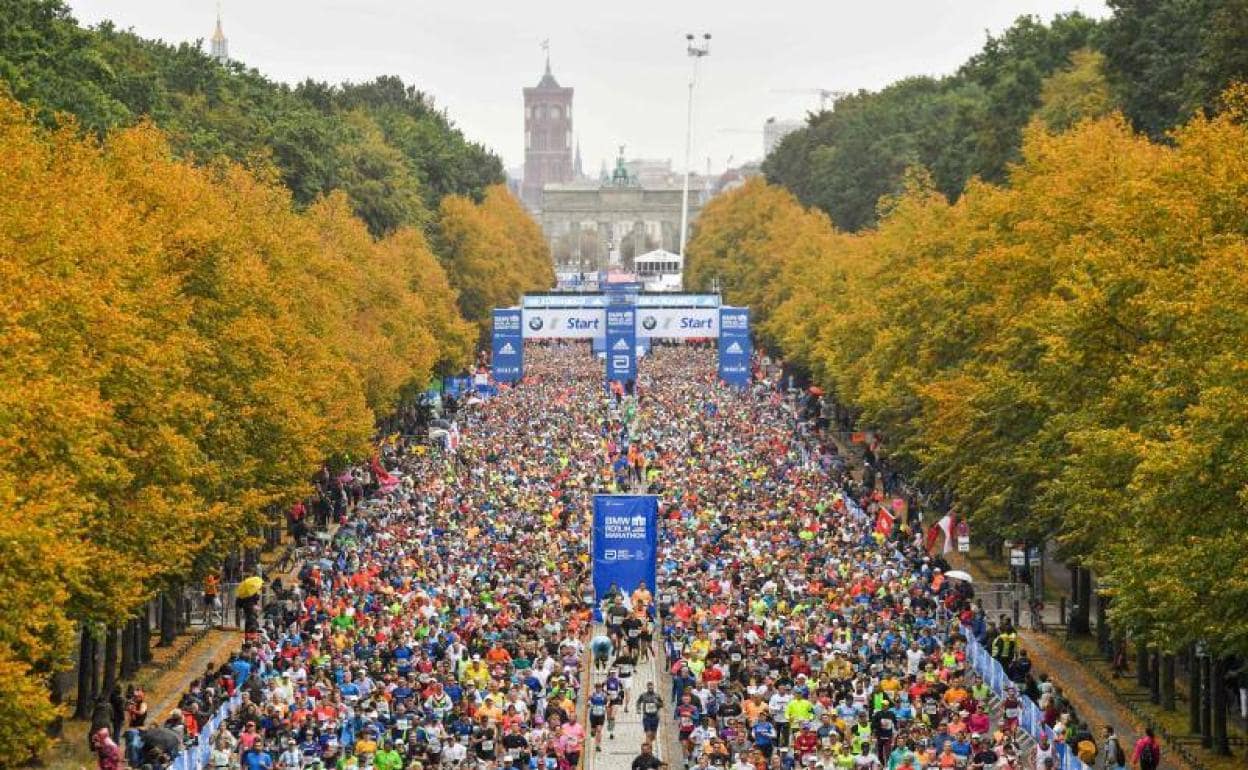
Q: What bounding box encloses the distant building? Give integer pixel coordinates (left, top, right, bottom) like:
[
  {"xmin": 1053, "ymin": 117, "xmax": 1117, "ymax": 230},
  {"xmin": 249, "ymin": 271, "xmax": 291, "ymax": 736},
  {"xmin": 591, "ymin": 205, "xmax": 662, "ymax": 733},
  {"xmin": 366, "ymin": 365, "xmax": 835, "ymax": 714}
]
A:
[
  {"xmin": 763, "ymin": 116, "xmax": 803, "ymax": 157},
  {"xmin": 623, "ymin": 158, "xmax": 679, "ymax": 187},
  {"xmin": 540, "ymin": 149, "xmax": 705, "ymax": 276},
  {"xmin": 210, "ymin": 10, "xmax": 228, "ymax": 63},
  {"xmin": 521, "ymin": 57, "xmax": 574, "ymax": 210},
  {"xmin": 714, "ymin": 161, "xmax": 763, "ymax": 195}
]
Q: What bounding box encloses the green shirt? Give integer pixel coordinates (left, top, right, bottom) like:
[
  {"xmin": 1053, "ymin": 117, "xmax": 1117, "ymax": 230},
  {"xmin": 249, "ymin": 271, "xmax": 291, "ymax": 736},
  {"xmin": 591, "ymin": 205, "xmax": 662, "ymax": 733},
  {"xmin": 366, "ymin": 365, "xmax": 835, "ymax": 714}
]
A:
[
  {"xmin": 375, "ymin": 749, "xmax": 403, "ymax": 770},
  {"xmin": 786, "ymin": 697, "xmax": 815, "ymax": 724}
]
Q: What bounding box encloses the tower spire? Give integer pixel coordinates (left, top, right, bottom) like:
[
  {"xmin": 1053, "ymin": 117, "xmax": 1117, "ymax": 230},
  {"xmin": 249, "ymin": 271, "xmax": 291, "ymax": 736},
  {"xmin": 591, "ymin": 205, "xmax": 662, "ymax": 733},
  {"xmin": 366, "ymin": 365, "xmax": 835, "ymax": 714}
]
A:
[
  {"xmin": 541, "ymin": 39, "xmax": 551, "ymax": 76},
  {"xmin": 210, "ymin": 1, "xmax": 229, "ymax": 63}
]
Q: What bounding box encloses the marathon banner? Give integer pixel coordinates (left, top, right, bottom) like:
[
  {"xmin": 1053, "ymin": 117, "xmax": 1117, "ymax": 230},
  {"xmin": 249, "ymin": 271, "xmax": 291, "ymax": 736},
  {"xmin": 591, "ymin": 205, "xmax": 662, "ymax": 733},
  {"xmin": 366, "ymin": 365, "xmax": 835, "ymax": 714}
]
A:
[
  {"xmin": 442, "ymin": 375, "xmax": 473, "ymax": 397},
  {"xmin": 491, "ymin": 308, "xmax": 523, "ymax": 383},
  {"xmin": 521, "ymin": 306, "xmax": 723, "ymax": 339},
  {"xmin": 605, "ymin": 305, "xmax": 637, "ymax": 382},
  {"xmin": 634, "ymin": 308, "xmax": 718, "ymax": 339},
  {"xmin": 592, "ymin": 495, "xmax": 659, "ymax": 611},
  {"xmin": 718, "ymin": 306, "xmax": 752, "ymax": 387},
  {"xmin": 523, "ymin": 293, "xmax": 720, "ymax": 308},
  {"xmin": 521, "ymin": 308, "xmax": 602, "ymax": 339}
]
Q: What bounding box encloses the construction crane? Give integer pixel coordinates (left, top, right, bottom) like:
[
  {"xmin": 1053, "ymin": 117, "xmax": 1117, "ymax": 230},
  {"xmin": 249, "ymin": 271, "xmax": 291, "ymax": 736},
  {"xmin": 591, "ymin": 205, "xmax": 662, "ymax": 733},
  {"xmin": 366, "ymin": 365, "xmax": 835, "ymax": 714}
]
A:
[{"xmin": 771, "ymin": 88, "xmax": 848, "ymax": 112}]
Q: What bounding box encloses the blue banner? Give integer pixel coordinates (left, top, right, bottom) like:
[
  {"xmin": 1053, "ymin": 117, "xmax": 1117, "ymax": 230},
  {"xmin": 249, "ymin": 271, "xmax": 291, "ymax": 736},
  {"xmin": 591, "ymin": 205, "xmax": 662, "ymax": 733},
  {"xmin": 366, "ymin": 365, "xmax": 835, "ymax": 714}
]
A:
[
  {"xmin": 718, "ymin": 306, "xmax": 752, "ymax": 387},
  {"xmin": 592, "ymin": 495, "xmax": 659, "ymax": 611},
  {"xmin": 443, "ymin": 376, "xmax": 473, "ymax": 397},
  {"xmin": 604, "ymin": 305, "xmax": 636, "ymax": 383},
  {"xmin": 491, "ymin": 308, "xmax": 523, "ymax": 383}
]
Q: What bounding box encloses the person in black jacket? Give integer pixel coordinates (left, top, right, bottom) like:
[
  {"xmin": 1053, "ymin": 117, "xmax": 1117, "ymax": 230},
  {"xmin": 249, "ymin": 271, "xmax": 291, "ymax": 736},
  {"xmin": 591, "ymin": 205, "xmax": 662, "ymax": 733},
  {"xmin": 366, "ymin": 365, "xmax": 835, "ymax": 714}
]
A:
[
  {"xmin": 110, "ymin": 685, "xmax": 127, "ymax": 744},
  {"xmin": 90, "ymin": 696, "xmax": 113, "ymax": 751}
]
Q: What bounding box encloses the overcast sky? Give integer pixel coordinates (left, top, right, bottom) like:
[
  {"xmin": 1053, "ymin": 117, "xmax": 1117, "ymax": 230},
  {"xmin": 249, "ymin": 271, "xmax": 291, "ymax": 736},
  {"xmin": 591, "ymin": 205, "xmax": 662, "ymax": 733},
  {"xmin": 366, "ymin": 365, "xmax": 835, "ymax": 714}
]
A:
[{"xmin": 67, "ymin": 0, "xmax": 1109, "ymax": 177}]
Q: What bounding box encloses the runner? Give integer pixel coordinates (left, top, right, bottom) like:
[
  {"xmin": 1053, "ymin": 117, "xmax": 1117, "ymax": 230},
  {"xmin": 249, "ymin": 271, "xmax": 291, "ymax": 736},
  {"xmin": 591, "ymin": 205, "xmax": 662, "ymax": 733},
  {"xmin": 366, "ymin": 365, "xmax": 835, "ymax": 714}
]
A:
[
  {"xmin": 637, "ymin": 681, "xmax": 665, "ymax": 743},
  {"xmin": 604, "ymin": 668, "xmax": 625, "ymax": 738},
  {"xmin": 153, "ymin": 342, "xmax": 1050, "ymax": 770},
  {"xmin": 589, "ymin": 682, "xmax": 609, "ymax": 752}
]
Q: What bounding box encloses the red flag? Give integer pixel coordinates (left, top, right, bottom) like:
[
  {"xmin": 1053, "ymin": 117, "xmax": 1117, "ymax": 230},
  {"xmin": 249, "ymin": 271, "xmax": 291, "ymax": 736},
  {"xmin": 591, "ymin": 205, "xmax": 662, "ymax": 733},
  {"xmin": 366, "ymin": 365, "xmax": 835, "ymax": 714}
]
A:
[
  {"xmin": 369, "ymin": 455, "xmax": 397, "ymax": 486},
  {"xmin": 925, "ymin": 513, "xmax": 955, "ymax": 553},
  {"xmin": 875, "ymin": 508, "xmax": 895, "ymax": 537}
]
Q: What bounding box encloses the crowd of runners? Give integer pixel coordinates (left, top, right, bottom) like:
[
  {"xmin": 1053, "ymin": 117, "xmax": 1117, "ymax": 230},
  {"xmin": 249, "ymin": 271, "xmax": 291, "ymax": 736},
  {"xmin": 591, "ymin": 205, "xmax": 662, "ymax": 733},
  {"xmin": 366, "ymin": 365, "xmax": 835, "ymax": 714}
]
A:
[{"xmin": 99, "ymin": 344, "xmax": 1159, "ymax": 770}]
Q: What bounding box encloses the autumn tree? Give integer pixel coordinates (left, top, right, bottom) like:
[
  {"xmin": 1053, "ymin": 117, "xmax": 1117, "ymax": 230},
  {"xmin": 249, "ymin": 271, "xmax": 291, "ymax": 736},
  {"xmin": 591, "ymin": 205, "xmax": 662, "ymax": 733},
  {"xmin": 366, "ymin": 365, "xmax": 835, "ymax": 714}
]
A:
[
  {"xmin": 0, "ymin": 93, "xmax": 479, "ymax": 755},
  {"xmin": 435, "ymin": 185, "xmax": 554, "ymax": 339}
]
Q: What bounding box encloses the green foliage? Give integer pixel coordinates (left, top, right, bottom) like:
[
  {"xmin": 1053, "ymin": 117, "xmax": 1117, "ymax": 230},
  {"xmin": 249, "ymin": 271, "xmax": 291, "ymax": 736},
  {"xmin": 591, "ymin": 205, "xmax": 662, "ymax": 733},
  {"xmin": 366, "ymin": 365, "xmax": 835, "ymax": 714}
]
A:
[
  {"xmin": 1036, "ymin": 49, "xmax": 1115, "ymax": 131},
  {"xmin": 763, "ymin": 13, "xmax": 1098, "ymax": 231},
  {"xmin": 1101, "ymin": 0, "xmax": 1248, "ymax": 138},
  {"xmin": 957, "ymin": 13, "xmax": 1101, "ymax": 181},
  {"xmin": 0, "ymin": 0, "xmax": 504, "ymax": 238}
]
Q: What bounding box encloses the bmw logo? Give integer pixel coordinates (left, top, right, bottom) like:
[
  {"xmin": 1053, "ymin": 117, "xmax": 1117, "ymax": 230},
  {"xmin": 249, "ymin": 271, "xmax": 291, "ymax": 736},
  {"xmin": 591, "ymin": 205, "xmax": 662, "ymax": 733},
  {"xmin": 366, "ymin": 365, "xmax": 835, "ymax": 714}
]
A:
[
  {"xmin": 641, "ymin": 316, "xmax": 658, "ymax": 331},
  {"xmin": 528, "ymin": 316, "xmax": 544, "ymax": 331}
]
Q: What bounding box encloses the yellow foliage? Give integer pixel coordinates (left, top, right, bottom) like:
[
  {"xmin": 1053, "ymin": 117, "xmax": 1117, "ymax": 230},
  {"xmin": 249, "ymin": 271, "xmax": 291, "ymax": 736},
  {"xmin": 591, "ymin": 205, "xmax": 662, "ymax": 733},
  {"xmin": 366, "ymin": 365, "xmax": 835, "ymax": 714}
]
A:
[
  {"xmin": 0, "ymin": 90, "xmax": 483, "ymax": 751},
  {"xmin": 686, "ymin": 90, "xmax": 1248, "ymax": 653},
  {"xmin": 436, "ymin": 185, "xmax": 554, "ymax": 339}
]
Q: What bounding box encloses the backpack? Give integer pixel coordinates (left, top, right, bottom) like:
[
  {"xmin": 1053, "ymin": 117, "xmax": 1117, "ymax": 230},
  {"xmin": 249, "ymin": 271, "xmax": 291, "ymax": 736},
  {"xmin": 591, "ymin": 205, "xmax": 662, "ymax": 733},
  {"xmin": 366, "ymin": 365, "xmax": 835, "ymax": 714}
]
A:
[
  {"xmin": 1138, "ymin": 741, "xmax": 1158, "ymax": 770},
  {"xmin": 1113, "ymin": 739, "xmax": 1126, "ymax": 767}
]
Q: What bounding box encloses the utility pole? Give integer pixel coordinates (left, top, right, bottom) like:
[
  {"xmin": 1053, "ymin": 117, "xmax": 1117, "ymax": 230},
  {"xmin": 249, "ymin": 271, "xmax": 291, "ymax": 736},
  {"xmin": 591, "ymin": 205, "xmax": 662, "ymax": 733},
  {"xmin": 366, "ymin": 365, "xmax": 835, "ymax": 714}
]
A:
[{"xmin": 679, "ymin": 32, "xmax": 711, "ymax": 261}]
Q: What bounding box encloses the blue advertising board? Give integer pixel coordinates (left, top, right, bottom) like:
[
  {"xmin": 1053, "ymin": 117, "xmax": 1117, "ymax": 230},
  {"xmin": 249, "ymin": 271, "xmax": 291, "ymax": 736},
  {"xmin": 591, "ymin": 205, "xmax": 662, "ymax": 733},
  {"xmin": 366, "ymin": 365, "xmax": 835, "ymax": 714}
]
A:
[
  {"xmin": 604, "ymin": 305, "xmax": 636, "ymax": 383},
  {"xmin": 443, "ymin": 376, "xmax": 474, "ymax": 397},
  {"xmin": 718, "ymin": 306, "xmax": 752, "ymax": 387},
  {"xmin": 491, "ymin": 308, "xmax": 524, "ymax": 383},
  {"xmin": 592, "ymin": 495, "xmax": 659, "ymax": 612}
]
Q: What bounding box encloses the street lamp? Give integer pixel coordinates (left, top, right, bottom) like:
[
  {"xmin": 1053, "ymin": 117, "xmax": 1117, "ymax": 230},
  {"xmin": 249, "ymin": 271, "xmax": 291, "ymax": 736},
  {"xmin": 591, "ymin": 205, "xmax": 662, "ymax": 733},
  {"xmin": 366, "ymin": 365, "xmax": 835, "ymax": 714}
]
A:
[{"xmin": 679, "ymin": 32, "xmax": 711, "ymax": 262}]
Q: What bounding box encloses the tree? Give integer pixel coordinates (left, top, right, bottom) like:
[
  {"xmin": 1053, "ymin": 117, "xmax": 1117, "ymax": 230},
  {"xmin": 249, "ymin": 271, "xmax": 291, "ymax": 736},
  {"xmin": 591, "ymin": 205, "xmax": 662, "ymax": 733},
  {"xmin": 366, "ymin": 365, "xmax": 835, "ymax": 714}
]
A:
[
  {"xmin": 1101, "ymin": 0, "xmax": 1248, "ymax": 138},
  {"xmin": 0, "ymin": 0, "xmax": 505, "ymax": 243},
  {"xmin": 762, "ymin": 14, "xmax": 1097, "ymax": 231},
  {"xmin": 697, "ymin": 89, "xmax": 1248, "ymax": 657},
  {"xmin": 1036, "ymin": 48, "xmax": 1116, "ymax": 131},
  {"xmin": 435, "ymin": 185, "xmax": 554, "ymax": 340}
]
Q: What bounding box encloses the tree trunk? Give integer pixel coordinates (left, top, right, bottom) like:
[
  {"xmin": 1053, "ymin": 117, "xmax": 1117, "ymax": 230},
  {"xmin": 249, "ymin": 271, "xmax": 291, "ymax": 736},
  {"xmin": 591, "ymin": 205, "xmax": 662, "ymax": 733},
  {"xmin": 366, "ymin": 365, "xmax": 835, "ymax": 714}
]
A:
[
  {"xmin": 1161, "ymin": 653, "xmax": 1175, "ymax": 711},
  {"xmin": 1188, "ymin": 645, "xmax": 1201, "ymax": 733},
  {"xmin": 1137, "ymin": 642, "xmax": 1151, "ymax": 688},
  {"xmin": 1070, "ymin": 567, "xmax": 1093, "ymax": 635},
  {"xmin": 120, "ymin": 620, "xmax": 136, "ymax": 680},
  {"xmin": 1067, "ymin": 564, "xmax": 1080, "ymax": 631},
  {"xmin": 1095, "ymin": 592, "xmax": 1111, "ymax": 654},
  {"xmin": 160, "ymin": 591, "xmax": 177, "ymax": 646},
  {"xmin": 1149, "ymin": 651, "xmax": 1161, "ymax": 704},
  {"xmin": 1201, "ymin": 654, "xmax": 1213, "ymax": 748},
  {"xmin": 48, "ymin": 670, "xmax": 67, "ymax": 737},
  {"xmin": 102, "ymin": 626, "xmax": 118, "ymax": 695},
  {"xmin": 139, "ymin": 604, "xmax": 153, "ymax": 663},
  {"xmin": 73, "ymin": 630, "xmax": 93, "ymax": 720},
  {"xmin": 1212, "ymin": 656, "xmax": 1230, "ymax": 756},
  {"xmin": 88, "ymin": 627, "xmax": 100, "ymax": 704}
]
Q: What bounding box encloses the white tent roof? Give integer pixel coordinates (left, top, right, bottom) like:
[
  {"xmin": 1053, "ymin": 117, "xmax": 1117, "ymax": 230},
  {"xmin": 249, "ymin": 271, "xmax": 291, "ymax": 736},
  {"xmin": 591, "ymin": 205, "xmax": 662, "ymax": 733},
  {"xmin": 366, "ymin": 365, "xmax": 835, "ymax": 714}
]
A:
[{"xmin": 635, "ymin": 248, "xmax": 682, "ymax": 264}]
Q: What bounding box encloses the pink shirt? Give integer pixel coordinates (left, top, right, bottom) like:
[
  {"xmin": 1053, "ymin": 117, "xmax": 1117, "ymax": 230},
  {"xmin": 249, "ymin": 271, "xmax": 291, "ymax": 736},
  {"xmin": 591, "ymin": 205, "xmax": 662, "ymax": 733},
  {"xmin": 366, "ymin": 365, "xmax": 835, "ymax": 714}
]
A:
[{"xmin": 559, "ymin": 722, "xmax": 586, "ymax": 752}]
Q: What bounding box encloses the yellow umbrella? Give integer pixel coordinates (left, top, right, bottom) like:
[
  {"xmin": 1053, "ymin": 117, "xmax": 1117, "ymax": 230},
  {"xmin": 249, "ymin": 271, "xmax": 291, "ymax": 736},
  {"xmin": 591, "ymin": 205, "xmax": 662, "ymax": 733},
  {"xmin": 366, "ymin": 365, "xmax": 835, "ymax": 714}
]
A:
[{"xmin": 236, "ymin": 576, "xmax": 263, "ymax": 599}]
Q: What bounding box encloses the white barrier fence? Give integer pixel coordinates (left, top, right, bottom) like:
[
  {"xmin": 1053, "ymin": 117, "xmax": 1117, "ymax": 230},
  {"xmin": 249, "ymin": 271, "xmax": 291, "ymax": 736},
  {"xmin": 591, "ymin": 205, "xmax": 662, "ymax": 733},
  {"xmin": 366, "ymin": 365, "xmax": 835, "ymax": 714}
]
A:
[{"xmin": 962, "ymin": 625, "xmax": 1091, "ymax": 770}]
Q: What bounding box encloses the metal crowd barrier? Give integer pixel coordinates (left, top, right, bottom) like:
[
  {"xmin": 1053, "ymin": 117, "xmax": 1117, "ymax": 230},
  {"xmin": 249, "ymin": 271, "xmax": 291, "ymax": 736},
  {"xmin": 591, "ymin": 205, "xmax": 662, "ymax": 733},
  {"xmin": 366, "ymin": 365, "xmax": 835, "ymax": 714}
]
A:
[
  {"xmin": 167, "ymin": 692, "xmax": 243, "ymax": 770},
  {"xmin": 962, "ymin": 625, "xmax": 1091, "ymax": 770}
]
